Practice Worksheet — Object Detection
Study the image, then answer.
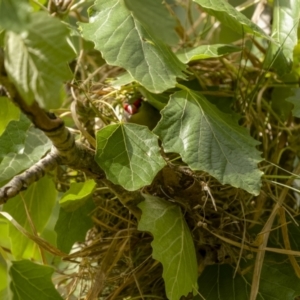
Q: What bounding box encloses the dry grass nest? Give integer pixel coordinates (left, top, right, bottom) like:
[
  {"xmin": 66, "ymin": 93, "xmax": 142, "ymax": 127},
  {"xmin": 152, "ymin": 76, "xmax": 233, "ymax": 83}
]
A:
[{"xmin": 57, "ymin": 37, "xmax": 300, "ymax": 299}]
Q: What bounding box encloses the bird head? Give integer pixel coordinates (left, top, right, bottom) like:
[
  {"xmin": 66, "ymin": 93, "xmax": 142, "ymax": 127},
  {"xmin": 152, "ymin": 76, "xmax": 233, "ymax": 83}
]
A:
[{"xmin": 123, "ymin": 98, "xmax": 160, "ymax": 130}]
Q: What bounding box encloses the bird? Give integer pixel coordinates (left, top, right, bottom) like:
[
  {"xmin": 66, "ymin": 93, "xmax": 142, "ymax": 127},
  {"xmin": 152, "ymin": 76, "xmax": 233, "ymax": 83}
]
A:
[{"xmin": 123, "ymin": 98, "xmax": 160, "ymax": 130}]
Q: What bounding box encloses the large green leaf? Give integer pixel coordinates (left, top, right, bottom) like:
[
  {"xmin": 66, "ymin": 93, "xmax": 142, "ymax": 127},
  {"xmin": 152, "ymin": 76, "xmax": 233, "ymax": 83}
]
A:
[
  {"xmin": 55, "ymin": 180, "xmax": 96, "ymax": 253},
  {"xmin": 0, "ymin": 124, "xmax": 52, "ymax": 184},
  {"xmin": 0, "ymin": 97, "xmax": 20, "ymax": 136},
  {"xmin": 196, "ymin": 254, "xmax": 300, "ymax": 300},
  {"xmin": 0, "ymin": 0, "xmax": 31, "ymax": 32},
  {"xmin": 95, "ymin": 123, "xmax": 166, "ymax": 191},
  {"xmin": 3, "ymin": 176, "xmax": 57, "ymax": 259},
  {"xmin": 154, "ymin": 89, "xmax": 262, "ymax": 195},
  {"xmin": 123, "ymin": 0, "xmax": 179, "ymax": 46},
  {"xmin": 9, "ymin": 260, "xmax": 63, "ymax": 300},
  {"xmin": 176, "ymin": 44, "xmax": 241, "ymax": 63},
  {"xmin": 4, "ymin": 12, "xmax": 75, "ymax": 109},
  {"xmin": 193, "ymin": 0, "xmax": 271, "ymax": 41},
  {"xmin": 138, "ymin": 195, "xmax": 198, "ymax": 300},
  {"xmin": 0, "ymin": 114, "xmax": 30, "ymax": 161},
  {"xmin": 81, "ymin": 0, "xmax": 187, "ymax": 93},
  {"xmin": 264, "ymin": 0, "xmax": 300, "ymax": 73},
  {"xmin": 55, "ymin": 198, "xmax": 95, "ymax": 253}
]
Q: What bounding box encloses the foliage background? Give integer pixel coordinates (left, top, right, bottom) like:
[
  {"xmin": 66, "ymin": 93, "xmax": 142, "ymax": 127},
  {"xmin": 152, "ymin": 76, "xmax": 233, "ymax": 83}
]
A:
[{"xmin": 1, "ymin": 0, "xmax": 300, "ymax": 299}]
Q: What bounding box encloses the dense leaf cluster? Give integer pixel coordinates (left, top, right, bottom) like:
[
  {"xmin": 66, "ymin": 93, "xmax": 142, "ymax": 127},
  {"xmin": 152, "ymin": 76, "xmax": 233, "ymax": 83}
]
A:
[{"xmin": 1, "ymin": 0, "xmax": 300, "ymax": 299}]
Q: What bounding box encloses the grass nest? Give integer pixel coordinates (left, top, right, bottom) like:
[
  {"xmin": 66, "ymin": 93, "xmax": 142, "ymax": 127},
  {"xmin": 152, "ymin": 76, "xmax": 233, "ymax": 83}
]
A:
[{"xmin": 56, "ymin": 36, "xmax": 300, "ymax": 299}]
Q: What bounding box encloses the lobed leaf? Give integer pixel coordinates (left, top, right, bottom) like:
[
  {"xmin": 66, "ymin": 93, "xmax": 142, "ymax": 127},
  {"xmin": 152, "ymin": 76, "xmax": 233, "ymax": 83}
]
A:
[
  {"xmin": 81, "ymin": 0, "xmax": 186, "ymax": 93},
  {"xmin": 10, "ymin": 260, "xmax": 63, "ymax": 300},
  {"xmin": 4, "ymin": 12, "xmax": 75, "ymax": 109},
  {"xmin": 154, "ymin": 89, "xmax": 263, "ymax": 195},
  {"xmin": 193, "ymin": 0, "xmax": 272, "ymax": 41},
  {"xmin": 95, "ymin": 123, "xmax": 166, "ymax": 191},
  {"xmin": 138, "ymin": 195, "xmax": 198, "ymax": 300}
]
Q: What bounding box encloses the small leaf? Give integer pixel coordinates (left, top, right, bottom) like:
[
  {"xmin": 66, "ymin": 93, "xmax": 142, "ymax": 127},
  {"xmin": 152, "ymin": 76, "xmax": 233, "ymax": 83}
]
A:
[
  {"xmin": 59, "ymin": 179, "xmax": 96, "ymax": 207},
  {"xmin": 3, "ymin": 176, "xmax": 57, "ymax": 259},
  {"xmin": 55, "ymin": 199, "xmax": 95, "ymax": 253},
  {"xmin": 286, "ymin": 88, "xmax": 300, "ymax": 118},
  {"xmin": 138, "ymin": 195, "xmax": 198, "ymax": 300},
  {"xmin": 95, "ymin": 123, "xmax": 166, "ymax": 191},
  {"xmin": 0, "ymin": 97, "xmax": 20, "ymax": 136},
  {"xmin": 154, "ymin": 89, "xmax": 262, "ymax": 195},
  {"xmin": 0, "ymin": 0, "xmax": 31, "ymax": 32},
  {"xmin": 193, "ymin": 0, "xmax": 272, "ymax": 41},
  {"xmin": 9, "ymin": 260, "xmax": 63, "ymax": 300},
  {"xmin": 4, "ymin": 12, "xmax": 75, "ymax": 109},
  {"xmin": 176, "ymin": 44, "xmax": 241, "ymax": 63},
  {"xmin": 81, "ymin": 0, "xmax": 186, "ymax": 93},
  {"xmin": 264, "ymin": 0, "xmax": 300, "ymax": 73}
]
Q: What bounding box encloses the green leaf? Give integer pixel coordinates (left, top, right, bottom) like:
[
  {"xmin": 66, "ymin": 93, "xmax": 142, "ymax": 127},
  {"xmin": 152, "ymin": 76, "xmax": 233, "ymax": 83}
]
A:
[
  {"xmin": 0, "ymin": 0, "xmax": 31, "ymax": 32},
  {"xmin": 9, "ymin": 260, "xmax": 63, "ymax": 300},
  {"xmin": 196, "ymin": 254, "xmax": 300, "ymax": 300},
  {"xmin": 59, "ymin": 179, "xmax": 96, "ymax": 206},
  {"xmin": 195, "ymin": 264, "xmax": 250, "ymax": 299},
  {"xmin": 193, "ymin": 0, "xmax": 271, "ymax": 41},
  {"xmin": 81, "ymin": 0, "xmax": 187, "ymax": 93},
  {"xmin": 271, "ymin": 87, "xmax": 294, "ymax": 121},
  {"xmin": 0, "ymin": 218, "xmax": 11, "ymax": 251},
  {"xmin": 176, "ymin": 44, "xmax": 241, "ymax": 63},
  {"xmin": 138, "ymin": 195, "xmax": 198, "ymax": 300},
  {"xmin": 123, "ymin": 0, "xmax": 179, "ymax": 46},
  {"xmin": 264, "ymin": 0, "xmax": 300, "ymax": 73},
  {"xmin": 55, "ymin": 199, "xmax": 95, "ymax": 253},
  {"xmin": 282, "ymin": 88, "xmax": 300, "ymax": 118},
  {"xmin": 4, "ymin": 12, "xmax": 75, "ymax": 109},
  {"xmin": 139, "ymin": 87, "xmax": 170, "ymax": 111},
  {"xmin": 0, "ymin": 125, "xmax": 52, "ymax": 184},
  {"xmin": 111, "ymin": 72, "xmax": 135, "ymax": 89},
  {"xmin": 54, "ymin": 180, "xmax": 96, "ymax": 252},
  {"xmin": 0, "ymin": 256, "xmax": 8, "ymax": 294},
  {"xmin": 3, "ymin": 176, "xmax": 57, "ymax": 259},
  {"xmin": 95, "ymin": 123, "xmax": 166, "ymax": 191},
  {"xmin": 0, "ymin": 97, "xmax": 20, "ymax": 136},
  {"xmin": 0, "ymin": 114, "xmax": 31, "ymax": 161},
  {"xmin": 154, "ymin": 89, "xmax": 262, "ymax": 195}
]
